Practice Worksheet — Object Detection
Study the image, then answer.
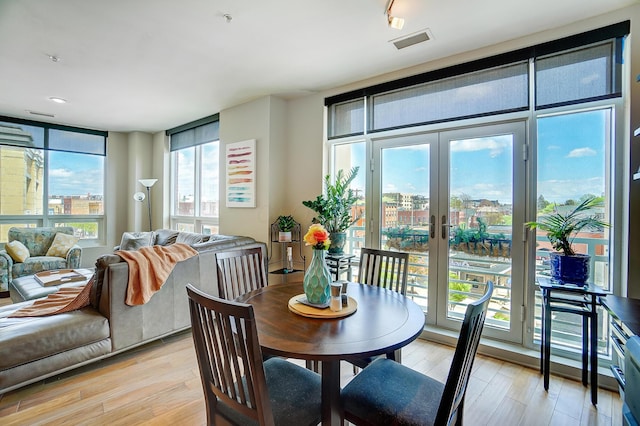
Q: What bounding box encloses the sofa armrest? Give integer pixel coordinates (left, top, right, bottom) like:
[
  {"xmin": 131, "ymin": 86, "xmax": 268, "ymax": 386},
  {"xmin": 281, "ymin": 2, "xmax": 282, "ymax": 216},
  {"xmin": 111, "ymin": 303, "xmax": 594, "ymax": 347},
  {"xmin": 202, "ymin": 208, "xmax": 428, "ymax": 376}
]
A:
[
  {"xmin": 0, "ymin": 250, "xmax": 12, "ymax": 292},
  {"xmin": 66, "ymin": 244, "xmax": 82, "ymax": 269}
]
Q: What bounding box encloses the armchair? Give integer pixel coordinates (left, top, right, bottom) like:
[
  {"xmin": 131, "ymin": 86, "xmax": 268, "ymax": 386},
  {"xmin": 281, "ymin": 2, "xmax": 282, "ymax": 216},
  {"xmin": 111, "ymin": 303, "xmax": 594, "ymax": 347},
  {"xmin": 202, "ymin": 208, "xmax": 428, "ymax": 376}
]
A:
[{"xmin": 0, "ymin": 227, "xmax": 82, "ymax": 295}]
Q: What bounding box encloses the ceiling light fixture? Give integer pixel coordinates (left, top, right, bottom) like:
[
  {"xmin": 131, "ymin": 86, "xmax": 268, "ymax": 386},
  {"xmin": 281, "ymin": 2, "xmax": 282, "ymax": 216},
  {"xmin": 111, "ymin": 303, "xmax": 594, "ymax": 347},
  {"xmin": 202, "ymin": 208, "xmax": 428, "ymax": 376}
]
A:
[
  {"xmin": 48, "ymin": 97, "xmax": 67, "ymax": 104},
  {"xmin": 47, "ymin": 54, "xmax": 61, "ymax": 63},
  {"xmin": 386, "ymin": 0, "xmax": 405, "ymax": 30},
  {"xmin": 223, "ymin": 13, "xmax": 232, "ymax": 23}
]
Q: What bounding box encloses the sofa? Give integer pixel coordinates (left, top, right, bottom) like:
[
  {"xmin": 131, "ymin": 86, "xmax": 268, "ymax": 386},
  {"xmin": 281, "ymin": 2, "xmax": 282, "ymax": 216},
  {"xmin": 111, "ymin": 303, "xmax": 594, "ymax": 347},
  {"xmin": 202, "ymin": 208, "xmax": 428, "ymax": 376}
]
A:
[
  {"xmin": 0, "ymin": 230, "xmax": 266, "ymax": 394},
  {"xmin": 0, "ymin": 227, "xmax": 82, "ymax": 296}
]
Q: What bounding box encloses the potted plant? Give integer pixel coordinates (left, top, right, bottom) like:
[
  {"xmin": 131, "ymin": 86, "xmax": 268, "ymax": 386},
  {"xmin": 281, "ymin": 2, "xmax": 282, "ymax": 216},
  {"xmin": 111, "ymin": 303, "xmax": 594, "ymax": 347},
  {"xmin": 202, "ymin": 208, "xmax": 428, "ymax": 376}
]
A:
[
  {"xmin": 526, "ymin": 196, "xmax": 609, "ymax": 284},
  {"xmin": 277, "ymin": 215, "xmax": 296, "ymax": 242},
  {"xmin": 302, "ymin": 167, "xmax": 360, "ymax": 255}
]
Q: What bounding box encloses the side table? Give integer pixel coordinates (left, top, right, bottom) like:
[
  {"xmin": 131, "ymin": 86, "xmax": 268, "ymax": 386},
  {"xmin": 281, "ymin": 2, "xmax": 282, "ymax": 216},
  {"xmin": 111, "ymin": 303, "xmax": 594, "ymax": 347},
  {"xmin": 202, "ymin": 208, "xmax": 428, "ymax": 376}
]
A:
[
  {"xmin": 538, "ymin": 277, "xmax": 606, "ymax": 405},
  {"xmin": 325, "ymin": 253, "xmax": 355, "ymax": 281}
]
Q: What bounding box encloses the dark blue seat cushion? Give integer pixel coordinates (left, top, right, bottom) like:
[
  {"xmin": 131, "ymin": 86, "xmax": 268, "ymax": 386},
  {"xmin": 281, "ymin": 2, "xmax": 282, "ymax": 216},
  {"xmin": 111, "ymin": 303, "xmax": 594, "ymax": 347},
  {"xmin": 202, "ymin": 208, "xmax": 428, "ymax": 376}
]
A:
[
  {"xmin": 218, "ymin": 357, "xmax": 322, "ymax": 426},
  {"xmin": 341, "ymin": 358, "xmax": 444, "ymax": 426}
]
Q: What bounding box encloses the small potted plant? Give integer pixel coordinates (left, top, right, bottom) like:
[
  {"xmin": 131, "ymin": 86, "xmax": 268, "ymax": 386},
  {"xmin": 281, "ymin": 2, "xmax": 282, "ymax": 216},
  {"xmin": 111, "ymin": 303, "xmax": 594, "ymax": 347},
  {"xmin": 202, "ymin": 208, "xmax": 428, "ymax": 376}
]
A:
[
  {"xmin": 526, "ymin": 196, "xmax": 609, "ymax": 284},
  {"xmin": 302, "ymin": 167, "xmax": 361, "ymax": 255},
  {"xmin": 277, "ymin": 215, "xmax": 296, "ymax": 242}
]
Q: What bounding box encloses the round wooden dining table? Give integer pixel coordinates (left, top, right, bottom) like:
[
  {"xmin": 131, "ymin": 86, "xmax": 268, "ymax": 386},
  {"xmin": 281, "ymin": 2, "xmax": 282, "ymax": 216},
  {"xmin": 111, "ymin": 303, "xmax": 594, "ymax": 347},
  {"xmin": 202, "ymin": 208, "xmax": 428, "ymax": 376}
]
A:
[{"xmin": 236, "ymin": 280, "xmax": 425, "ymax": 426}]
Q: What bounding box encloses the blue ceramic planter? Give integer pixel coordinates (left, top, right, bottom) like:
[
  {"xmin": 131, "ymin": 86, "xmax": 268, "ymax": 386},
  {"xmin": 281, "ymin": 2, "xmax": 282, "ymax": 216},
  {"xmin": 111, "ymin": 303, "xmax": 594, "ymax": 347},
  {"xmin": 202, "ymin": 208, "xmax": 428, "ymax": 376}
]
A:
[{"xmin": 549, "ymin": 252, "xmax": 590, "ymax": 284}]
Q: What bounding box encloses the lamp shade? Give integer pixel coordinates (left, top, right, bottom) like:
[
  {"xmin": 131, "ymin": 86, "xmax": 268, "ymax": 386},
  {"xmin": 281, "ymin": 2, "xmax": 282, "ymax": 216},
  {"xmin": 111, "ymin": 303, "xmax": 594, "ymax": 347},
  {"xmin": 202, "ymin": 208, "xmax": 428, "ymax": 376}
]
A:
[{"xmin": 139, "ymin": 178, "xmax": 158, "ymax": 188}]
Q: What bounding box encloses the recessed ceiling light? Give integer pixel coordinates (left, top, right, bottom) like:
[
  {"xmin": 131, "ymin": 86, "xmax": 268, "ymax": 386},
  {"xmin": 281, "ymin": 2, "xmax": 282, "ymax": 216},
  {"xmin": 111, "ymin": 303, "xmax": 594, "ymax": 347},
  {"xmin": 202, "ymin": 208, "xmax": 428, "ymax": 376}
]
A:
[
  {"xmin": 48, "ymin": 97, "xmax": 67, "ymax": 104},
  {"xmin": 47, "ymin": 54, "xmax": 61, "ymax": 62}
]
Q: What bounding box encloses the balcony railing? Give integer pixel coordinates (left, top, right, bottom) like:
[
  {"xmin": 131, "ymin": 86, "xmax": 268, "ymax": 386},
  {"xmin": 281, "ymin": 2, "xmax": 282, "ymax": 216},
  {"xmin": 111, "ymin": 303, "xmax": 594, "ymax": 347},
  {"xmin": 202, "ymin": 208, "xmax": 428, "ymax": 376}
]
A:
[{"xmin": 344, "ymin": 227, "xmax": 611, "ymax": 358}]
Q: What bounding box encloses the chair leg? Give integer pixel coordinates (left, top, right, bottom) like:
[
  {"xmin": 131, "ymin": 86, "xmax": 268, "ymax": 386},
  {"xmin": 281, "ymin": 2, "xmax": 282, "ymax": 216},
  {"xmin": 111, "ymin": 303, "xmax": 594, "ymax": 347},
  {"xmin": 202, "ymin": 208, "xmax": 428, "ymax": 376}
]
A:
[{"xmin": 353, "ymin": 364, "xmax": 359, "ymax": 375}]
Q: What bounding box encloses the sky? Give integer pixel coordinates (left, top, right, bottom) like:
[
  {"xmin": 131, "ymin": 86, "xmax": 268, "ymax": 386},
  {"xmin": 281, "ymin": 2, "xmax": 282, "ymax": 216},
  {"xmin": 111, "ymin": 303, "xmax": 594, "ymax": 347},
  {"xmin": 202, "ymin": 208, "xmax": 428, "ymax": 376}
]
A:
[
  {"xmin": 343, "ymin": 108, "xmax": 608, "ymax": 206},
  {"xmin": 49, "ymin": 151, "xmax": 104, "ymax": 196}
]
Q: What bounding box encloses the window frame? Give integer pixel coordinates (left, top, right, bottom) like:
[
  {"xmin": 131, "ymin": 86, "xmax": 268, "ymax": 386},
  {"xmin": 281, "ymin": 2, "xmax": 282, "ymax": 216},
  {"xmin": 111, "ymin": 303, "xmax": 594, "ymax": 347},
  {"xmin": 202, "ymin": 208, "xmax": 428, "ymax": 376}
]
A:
[{"xmin": 0, "ymin": 116, "xmax": 107, "ymax": 244}]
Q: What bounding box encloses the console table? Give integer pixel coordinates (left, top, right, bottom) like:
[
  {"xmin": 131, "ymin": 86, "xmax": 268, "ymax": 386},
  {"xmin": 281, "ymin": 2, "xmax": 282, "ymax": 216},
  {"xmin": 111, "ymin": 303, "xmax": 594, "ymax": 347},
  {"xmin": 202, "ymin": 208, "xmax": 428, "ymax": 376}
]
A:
[{"xmin": 538, "ymin": 277, "xmax": 606, "ymax": 405}]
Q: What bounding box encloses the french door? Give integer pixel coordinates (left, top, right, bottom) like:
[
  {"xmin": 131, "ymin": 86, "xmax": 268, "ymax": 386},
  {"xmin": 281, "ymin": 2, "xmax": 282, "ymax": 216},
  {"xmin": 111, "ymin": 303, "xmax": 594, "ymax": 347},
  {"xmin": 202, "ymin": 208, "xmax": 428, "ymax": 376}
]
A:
[{"xmin": 371, "ymin": 122, "xmax": 526, "ymax": 342}]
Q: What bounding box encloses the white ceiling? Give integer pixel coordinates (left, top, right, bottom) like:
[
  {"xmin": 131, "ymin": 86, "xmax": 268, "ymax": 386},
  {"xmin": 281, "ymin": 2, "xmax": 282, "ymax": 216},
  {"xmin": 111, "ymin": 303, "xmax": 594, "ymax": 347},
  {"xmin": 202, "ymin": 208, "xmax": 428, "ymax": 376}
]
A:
[{"xmin": 0, "ymin": 0, "xmax": 636, "ymax": 133}]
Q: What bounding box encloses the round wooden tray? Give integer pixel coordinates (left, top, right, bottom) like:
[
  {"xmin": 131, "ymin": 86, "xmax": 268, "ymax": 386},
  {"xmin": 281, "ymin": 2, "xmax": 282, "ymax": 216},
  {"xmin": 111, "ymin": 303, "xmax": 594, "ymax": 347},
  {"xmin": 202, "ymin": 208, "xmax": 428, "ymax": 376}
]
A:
[{"xmin": 288, "ymin": 294, "xmax": 357, "ymax": 319}]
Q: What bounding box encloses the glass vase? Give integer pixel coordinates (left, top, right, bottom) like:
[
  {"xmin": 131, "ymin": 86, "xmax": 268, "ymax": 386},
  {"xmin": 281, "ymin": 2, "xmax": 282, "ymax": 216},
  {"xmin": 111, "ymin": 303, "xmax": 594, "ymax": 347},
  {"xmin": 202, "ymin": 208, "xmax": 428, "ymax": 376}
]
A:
[{"xmin": 303, "ymin": 249, "xmax": 332, "ymax": 305}]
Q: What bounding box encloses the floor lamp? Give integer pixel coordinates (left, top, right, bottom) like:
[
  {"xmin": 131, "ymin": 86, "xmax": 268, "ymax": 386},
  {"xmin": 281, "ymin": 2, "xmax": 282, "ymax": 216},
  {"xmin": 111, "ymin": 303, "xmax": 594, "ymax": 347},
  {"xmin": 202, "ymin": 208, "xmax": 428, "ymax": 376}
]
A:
[{"xmin": 139, "ymin": 179, "xmax": 158, "ymax": 232}]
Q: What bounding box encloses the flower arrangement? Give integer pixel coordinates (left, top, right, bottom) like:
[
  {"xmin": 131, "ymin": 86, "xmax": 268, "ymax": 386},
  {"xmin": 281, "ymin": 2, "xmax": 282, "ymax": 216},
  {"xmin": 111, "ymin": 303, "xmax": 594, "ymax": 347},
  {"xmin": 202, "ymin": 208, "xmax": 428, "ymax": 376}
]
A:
[{"xmin": 303, "ymin": 224, "xmax": 331, "ymax": 250}]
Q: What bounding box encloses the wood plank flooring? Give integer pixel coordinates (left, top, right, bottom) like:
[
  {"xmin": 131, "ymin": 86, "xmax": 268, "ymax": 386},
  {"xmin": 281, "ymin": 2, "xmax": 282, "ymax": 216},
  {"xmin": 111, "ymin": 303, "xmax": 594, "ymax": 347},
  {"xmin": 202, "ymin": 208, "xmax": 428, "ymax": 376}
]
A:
[{"xmin": 0, "ymin": 331, "xmax": 623, "ymax": 425}]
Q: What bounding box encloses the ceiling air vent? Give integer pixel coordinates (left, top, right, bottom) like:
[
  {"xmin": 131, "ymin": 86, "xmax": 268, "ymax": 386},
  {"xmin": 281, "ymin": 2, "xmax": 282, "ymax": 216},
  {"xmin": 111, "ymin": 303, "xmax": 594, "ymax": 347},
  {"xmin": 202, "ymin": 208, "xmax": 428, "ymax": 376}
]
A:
[
  {"xmin": 27, "ymin": 110, "xmax": 55, "ymax": 118},
  {"xmin": 391, "ymin": 28, "xmax": 433, "ymax": 50}
]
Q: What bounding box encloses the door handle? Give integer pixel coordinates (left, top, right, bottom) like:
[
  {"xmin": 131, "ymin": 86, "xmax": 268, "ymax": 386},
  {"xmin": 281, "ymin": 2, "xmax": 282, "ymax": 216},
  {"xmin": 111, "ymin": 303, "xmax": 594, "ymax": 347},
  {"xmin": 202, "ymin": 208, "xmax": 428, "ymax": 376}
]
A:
[
  {"xmin": 430, "ymin": 215, "xmax": 435, "ymax": 239},
  {"xmin": 441, "ymin": 215, "xmax": 447, "ymax": 239}
]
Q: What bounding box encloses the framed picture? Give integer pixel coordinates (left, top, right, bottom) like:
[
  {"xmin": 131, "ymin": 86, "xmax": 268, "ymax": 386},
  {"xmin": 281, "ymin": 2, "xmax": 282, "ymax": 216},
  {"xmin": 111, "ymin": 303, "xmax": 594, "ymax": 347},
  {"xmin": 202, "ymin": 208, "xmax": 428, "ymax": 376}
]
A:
[{"xmin": 225, "ymin": 139, "xmax": 256, "ymax": 208}]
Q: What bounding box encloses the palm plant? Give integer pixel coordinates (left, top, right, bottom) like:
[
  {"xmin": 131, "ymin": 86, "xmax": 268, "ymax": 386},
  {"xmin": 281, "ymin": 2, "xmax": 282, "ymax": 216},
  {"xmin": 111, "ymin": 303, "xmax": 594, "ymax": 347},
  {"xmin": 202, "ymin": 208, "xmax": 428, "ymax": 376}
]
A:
[{"xmin": 526, "ymin": 196, "xmax": 609, "ymax": 256}]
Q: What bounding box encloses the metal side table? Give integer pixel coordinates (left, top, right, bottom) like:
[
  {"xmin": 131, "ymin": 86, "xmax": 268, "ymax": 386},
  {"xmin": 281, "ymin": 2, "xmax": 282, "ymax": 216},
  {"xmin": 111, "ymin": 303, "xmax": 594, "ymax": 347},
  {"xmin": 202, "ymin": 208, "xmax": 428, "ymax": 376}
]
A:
[{"xmin": 538, "ymin": 277, "xmax": 606, "ymax": 405}]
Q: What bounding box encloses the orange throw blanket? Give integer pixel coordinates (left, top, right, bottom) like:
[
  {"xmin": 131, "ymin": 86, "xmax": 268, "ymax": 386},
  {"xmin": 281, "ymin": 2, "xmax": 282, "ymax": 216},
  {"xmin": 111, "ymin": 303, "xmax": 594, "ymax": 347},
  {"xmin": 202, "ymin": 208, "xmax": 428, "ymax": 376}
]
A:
[
  {"xmin": 9, "ymin": 278, "xmax": 93, "ymax": 318},
  {"xmin": 116, "ymin": 243, "xmax": 198, "ymax": 306}
]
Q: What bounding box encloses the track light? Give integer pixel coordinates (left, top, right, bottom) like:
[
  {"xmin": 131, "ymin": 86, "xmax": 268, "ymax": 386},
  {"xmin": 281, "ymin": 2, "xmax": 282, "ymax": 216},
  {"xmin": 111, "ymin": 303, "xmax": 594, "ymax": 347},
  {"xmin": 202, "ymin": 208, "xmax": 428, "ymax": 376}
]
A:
[{"xmin": 386, "ymin": 0, "xmax": 405, "ymax": 30}]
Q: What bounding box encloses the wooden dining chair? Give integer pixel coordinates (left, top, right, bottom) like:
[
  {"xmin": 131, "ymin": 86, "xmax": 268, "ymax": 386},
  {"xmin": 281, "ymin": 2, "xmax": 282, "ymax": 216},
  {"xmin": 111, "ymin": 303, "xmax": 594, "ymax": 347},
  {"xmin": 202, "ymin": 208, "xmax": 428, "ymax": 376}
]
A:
[
  {"xmin": 341, "ymin": 281, "xmax": 494, "ymax": 426},
  {"xmin": 357, "ymin": 247, "xmax": 409, "ymax": 294},
  {"xmin": 215, "ymin": 247, "xmax": 268, "ymax": 300},
  {"xmin": 349, "ymin": 247, "xmax": 410, "ymax": 373},
  {"xmin": 186, "ymin": 284, "xmax": 322, "ymax": 426}
]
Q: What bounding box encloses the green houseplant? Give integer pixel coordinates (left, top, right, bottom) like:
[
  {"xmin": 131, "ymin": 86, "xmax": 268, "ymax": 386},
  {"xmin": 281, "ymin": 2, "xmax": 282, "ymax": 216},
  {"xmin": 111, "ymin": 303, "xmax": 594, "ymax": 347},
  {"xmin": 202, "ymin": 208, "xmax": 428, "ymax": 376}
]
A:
[
  {"xmin": 526, "ymin": 196, "xmax": 609, "ymax": 283},
  {"xmin": 302, "ymin": 167, "xmax": 360, "ymax": 255},
  {"xmin": 277, "ymin": 215, "xmax": 296, "ymax": 242}
]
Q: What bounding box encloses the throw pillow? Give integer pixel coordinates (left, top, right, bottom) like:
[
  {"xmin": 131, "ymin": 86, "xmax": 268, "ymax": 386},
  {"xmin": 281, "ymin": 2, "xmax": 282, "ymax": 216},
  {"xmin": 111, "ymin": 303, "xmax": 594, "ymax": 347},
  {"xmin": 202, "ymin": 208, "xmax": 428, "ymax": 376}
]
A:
[
  {"xmin": 5, "ymin": 240, "xmax": 30, "ymax": 262},
  {"xmin": 175, "ymin": 231, "xmax": 206, "ymax": 246},
  {"xmin": 155, "ymin": 229, "xmax": 179, "ymax": 246},
  {"xmin": 46, "ymin": 233, "xmax": 79, "ymax": 257},
  {"xmin": 119, "ymin": 231, "xmax": 155, "ymax": 251}
]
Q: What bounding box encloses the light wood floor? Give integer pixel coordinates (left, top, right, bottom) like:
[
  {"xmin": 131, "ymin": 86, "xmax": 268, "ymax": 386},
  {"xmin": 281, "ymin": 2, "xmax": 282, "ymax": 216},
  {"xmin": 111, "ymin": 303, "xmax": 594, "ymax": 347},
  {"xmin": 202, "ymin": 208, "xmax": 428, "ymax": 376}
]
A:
[{"xmin": 0, "ymin": 331, "xmax": 623, "ymax": 426}]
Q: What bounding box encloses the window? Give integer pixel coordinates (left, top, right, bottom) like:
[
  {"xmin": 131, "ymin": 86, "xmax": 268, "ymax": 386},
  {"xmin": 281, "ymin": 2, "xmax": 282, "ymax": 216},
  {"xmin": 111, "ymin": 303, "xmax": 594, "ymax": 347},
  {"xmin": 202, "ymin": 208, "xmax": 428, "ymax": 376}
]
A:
[
  {"xmin": 327, "ymin": 23, "xmax": 626, "ymax": 358},
  {"xmin": 0, "ymin": 117, "xmax": 106, "ymax": 242},
  {"xmin": 168, "ymin": 115, "xmax": 220, "ymax": 233}
]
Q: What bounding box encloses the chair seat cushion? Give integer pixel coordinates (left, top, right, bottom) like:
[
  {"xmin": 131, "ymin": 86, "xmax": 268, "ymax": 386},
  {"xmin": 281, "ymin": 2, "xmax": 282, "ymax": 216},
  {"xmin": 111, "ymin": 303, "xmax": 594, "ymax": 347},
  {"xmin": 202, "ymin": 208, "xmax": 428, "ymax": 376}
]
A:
[
  {"xmin": 341, "ymin": 358, "xmax": 444, "ymax": 426},
  {"xmin": 218, "ymin": 358, "xmax": 322, "ymax": 426},
  {"xmin": 11, "ymin": 256, "xmax": 68, "ymax": 279}
]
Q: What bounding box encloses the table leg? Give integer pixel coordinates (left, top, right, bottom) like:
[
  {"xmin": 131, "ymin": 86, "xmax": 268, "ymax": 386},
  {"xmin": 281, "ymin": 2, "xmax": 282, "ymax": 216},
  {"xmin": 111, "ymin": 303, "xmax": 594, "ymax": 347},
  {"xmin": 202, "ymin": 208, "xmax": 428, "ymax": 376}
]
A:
[
  {"xmin": 582, "ymin": 314, "xmax": 588, "ymax": 386},
  {"xmin": 590, "ymin": 299, "xmax": 598, "ymax": 405},
  {"xmin": 321, "ymin": 360, "xmax": 341, "ymax": 426},
  {"xmin": 540, "ymin": 294, "xmax": 545, "ymax": 375},
  {"xmin": 543, "ymin": 292, "xmax": 551, "ymax": 391}
]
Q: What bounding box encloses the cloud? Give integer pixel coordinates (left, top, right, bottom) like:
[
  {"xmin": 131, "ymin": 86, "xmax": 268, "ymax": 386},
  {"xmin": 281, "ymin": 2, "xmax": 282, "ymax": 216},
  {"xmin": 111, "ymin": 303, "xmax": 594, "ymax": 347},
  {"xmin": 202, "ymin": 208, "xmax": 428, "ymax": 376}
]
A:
[
  {"xmin": 450, "ymin": 137, "xmax": 510, "ymax": 158},
  {"xmin": 49, "ymin": 168, "xmax": 74, "ymax": 178},
  {"xmin": 567, "ymin": 147, "xmax": 596, "ymax": 158}
]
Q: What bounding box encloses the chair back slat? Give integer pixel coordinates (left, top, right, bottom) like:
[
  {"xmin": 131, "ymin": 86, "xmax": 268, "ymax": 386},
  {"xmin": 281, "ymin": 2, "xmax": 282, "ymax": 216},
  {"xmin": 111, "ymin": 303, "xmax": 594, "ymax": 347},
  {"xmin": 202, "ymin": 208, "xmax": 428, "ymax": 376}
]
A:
[
  {"xmin": 216, "ymin": 247, "xmax": 268, "ymax": 300},
  {"xmin": 187, "ymin": 284, "xmax": 275, "ymax": 426},
  {"xmin": 358, "ymin": 248, "xmax": 409, "ymax": 295},
  {"xmin": 436, "ymin": 280, "xmax": 494, "ymax": 425}
]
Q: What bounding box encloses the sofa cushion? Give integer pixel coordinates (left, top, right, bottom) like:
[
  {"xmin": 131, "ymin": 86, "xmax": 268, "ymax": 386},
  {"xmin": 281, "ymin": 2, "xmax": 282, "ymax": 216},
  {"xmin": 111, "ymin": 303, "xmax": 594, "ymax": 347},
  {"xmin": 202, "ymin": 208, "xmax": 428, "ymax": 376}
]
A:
[
  {"xmin": 0, "ymin": 304, "xmax": 109, "ymax": 372},
  {"xmin": 154, "ymin": 229, "xmax": 179, "ymax": 246},
  {"xmin": 5, "ymin": 241, "xmax": 30, "ymax": 263},
  {"xmin": 120, "ymin": 232, "xmax": 155, "ymax": 251},
  {"xmin": 46, "ymin": 233, "xmax": 79, "ymax": 257},
  {"xmin": 176, "ymin": 231, "xmax": 208, "ymax": 246},
  {"xmin": 9, "ymin": 227, "xmax": 75, "ymax": 257},
  {"xmin": 12, "ymin": 257, "xmax": 69, "ymax": 279}
]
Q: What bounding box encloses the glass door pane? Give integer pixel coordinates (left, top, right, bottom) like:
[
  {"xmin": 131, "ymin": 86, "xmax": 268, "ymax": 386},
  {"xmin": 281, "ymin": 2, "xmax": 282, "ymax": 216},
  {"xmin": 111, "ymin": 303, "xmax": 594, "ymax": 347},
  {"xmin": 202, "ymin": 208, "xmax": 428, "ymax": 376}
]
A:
[
  {"xmin": 438, "ymin": 123, "xmax": 525, "ymax": 342},
  {"xmin": 373, "ymin": 134, "xmax": 438, "ymax": 314}
]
